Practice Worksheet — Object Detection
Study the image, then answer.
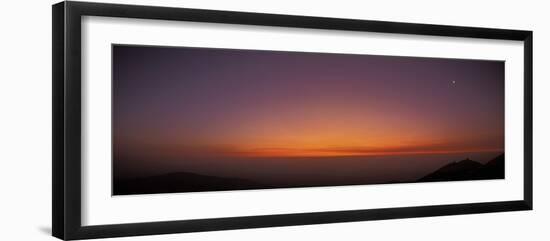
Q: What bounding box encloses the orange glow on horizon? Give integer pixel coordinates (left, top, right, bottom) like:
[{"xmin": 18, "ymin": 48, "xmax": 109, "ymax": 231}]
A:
[
  {"xmin": 124, "ymin": 126, "xmax": 504, "ymax": 160},
  {"xmin": 222, "ymin": 147, "xmax": 504, "ymax": 158}
]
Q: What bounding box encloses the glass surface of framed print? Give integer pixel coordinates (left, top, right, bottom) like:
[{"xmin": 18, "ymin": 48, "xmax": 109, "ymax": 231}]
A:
[{"xmin": 52, "ymin": 1, "xmax": 533, "ymax": 240}]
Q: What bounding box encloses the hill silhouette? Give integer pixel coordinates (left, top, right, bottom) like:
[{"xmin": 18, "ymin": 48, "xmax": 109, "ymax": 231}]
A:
[
  {"xmin": 113, "ymin": 172, "xmax": 271, "ymax": 195},
  {"xmin": 114, "ymin": 154, "xmax": 504, "ymax": 195},
  {"xmin": 418, "ymin": 154, "xmax": 504, "ymax": 182}
]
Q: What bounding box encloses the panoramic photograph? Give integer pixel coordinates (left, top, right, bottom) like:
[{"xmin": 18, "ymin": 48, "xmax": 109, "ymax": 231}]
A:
[{"xmin": 112, "ymin": 45, "xmax": 505, "ymax": 195}]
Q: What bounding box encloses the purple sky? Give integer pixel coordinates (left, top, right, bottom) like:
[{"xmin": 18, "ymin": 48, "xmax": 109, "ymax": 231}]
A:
[{"xmin": 112, "ymin": 45, "xmax": 504, "ymax": 181}]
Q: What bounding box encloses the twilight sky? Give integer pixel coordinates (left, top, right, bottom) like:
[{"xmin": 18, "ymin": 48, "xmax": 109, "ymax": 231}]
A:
[{"xmin": 112, "ymin": 45, "xmax": 504, "ymax": 181}]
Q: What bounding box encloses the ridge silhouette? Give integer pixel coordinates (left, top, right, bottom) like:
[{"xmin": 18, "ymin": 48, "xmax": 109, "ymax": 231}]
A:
[
  {"xmin": 418, "ymin": 154, "xmax": 504, "ymax": 182},
  {"xmin": 113, "ymin": 154, "xmax": 504, "ymax": 195}
]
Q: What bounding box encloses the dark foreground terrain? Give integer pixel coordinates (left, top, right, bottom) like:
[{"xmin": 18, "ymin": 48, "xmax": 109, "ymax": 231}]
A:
[
  {"xmin": 114, "ymin": 154, "xmax": 504, "ymax": 195},
  {"xmin": 418, "ymin": 154, "xmax": 504, "ymax": 182},
  {"xmin": 114, "ymin": 172, "xmax": 272, "ymax": 195}
]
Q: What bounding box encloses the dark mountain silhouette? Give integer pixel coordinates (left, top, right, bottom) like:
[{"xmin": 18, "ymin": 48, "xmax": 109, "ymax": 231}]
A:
[
  {"xmin": 418, "ymin": 158, "xmax": 483, "ymax": 182},
  {"xmin": 418, "ymin": 154, "xmax": 504, "ymax": 182},
  {"xmin": 113, "ymin": 172, "xmax": 272, "ymax": 195},
  {"xmin": 114, "ymin": 154, "xmax": 505, "ymax": 195},
  {"xmin": 470, "ymin": 154, "xmax": 504, "ymax": 179}
]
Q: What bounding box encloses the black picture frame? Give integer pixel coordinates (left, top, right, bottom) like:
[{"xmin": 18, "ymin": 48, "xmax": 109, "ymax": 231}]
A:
[{"xmin": 52, "ymin": 1, "xmax": 533, "ymax": 240}]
